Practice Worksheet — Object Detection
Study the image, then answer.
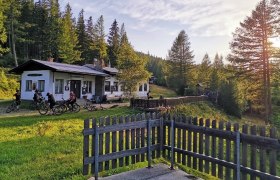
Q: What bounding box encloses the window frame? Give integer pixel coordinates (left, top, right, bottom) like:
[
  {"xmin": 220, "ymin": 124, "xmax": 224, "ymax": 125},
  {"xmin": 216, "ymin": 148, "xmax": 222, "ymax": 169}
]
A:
[
  {"xmin": 113, "ymin": 82, "xmax": 118, "ymax": 92},
  {"xmin": 55, "ymin": 79, "xmax": 64, "ymax": 94},
  {"xmin": 139, "ymin": 84, "xmax": 143, "ymax": 92},
  {"xmin": 26, "ymin": 80, "xmax": 32, "ymax": 91},
  {"xmin": 38, "ymin": 80, "xmax": 45, "ymax": 92},
  {"xmin": 144, "ymin": 83, "xmax": 148, "ymax": 91},
  {"xmin": 105, "ymin": 81, "xmax": 111, "ymax": 92},
  {"xmin": 83, "ymin": 81, "xmax": 92, "ymax": 93}
]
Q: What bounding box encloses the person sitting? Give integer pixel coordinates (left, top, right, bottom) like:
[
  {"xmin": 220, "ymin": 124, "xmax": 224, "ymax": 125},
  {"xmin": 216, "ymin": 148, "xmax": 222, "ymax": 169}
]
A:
[
  {"xmin": 14, "ymin": 89, "xmax": 21, "ymax": 110},
  {"xmin": 46, "ymin": 92, "xmax": 56, "ymax": 114},
  {"xmin": 33, "ymin": 89, "xmax": 43, "ymax": 104},
  {"xmin": 67, "ymin": 91, "xmax": 77, "ymax": 110}
]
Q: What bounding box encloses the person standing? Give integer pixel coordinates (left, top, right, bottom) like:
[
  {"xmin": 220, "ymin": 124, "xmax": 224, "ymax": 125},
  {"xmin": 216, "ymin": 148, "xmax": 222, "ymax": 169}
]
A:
[
  {"xmin": 46, "ymin": 92, "xmax": 56, "ymax": 113},
  {"xmin": 14, "ymin": 90, "xmax": 21, "ymax": 110}
]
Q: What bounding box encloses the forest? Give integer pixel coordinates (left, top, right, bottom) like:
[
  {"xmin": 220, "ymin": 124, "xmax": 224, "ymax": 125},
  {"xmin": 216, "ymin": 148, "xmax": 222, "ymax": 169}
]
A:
[{"xmin": 0, "ymin": 0, "xmax": 280, "ymax": 124}]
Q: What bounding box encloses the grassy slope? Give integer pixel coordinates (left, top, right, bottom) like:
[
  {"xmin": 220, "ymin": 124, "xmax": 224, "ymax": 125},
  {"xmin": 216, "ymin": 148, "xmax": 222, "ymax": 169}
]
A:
[
  {"xmin": 0, "ymin": 107, "xmax": 141, "ymax": 180},
  {"xmin": 149, "ymin": 84, "xmax": 177, "ymax": 98}
]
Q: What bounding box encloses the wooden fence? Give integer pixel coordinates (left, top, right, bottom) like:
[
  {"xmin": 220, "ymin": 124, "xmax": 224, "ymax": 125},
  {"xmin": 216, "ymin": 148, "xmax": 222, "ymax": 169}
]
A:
[
  {"xmin": 130, "ymin": 96, "xmax": 207, "ymax": 109},
  {"xmin": 83, "ymin": 113, "xmax": 280, "ymax": 180}
]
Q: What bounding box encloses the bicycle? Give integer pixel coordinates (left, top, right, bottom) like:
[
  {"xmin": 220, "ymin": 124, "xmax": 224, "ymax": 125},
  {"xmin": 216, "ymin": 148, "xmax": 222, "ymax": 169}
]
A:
[
  {"xmin": 83, "ymin": 96, "xmax": 104, "ymax": 111},
  {"xmin": 37, "ymin": 101, "xmax": 62, "ymax": 115},
  {"xmin": 6, "ymin": 100, "xmax": 19, "ymax": 113},
  {"xmin": 29, "ymin": 97, "xmax": 45, "ymax": 110},
  {"xmin": 57, "ymin": 98, "xmax": 80, "ymax": 113}
]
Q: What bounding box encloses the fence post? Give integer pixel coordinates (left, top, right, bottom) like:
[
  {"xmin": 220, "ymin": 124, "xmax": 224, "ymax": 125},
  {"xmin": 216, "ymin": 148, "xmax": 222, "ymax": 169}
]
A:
[
  {"xmin": 147, "ymin": 116, "xmax": 152, "ymax": 168},
  {"xmin": 83, "ymin": 119, "xmax": 90, "ymax": 175},
  {"xmin": 236, "ymin": 130, "xmax": 240, "ymax": 180},
  {"xmin": 160, "ymin": 117, "xmax": 164, "ymax": 157},
  {"xmin": 94, "ymin": 119, "xmax": 99, "ymax": 180},
  {"xmin": 170, "ymin": 118, "xmax": 175, "ymax": 170}
]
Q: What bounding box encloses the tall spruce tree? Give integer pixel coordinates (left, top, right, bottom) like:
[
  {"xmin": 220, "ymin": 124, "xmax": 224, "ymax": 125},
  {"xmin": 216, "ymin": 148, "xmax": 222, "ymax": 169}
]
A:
[
  {"xmin": 85, "ymin": 16, "xmax": 95, "ymax": 62},
  {"xmin": 198, "ymin": 53, "xmax": 212, "ymax": 86},
  {"xmin": 76, "ymin": 9, "xmax": 89, "ymax": 63},
  {"xmin": 228, "ymin": 0, "xmax": 280, "ymax": 122},
  {"xmin": 17, "ymin": 0, "xmax": 35, "ymax": 60},
  {"xmin": 91, "ymin": 15, "xmax": 107, "ymax": 64},
  {"xmin": 167, "ymin": 30, "xmax": 194, "ymax": 95},
  {"xmin": 107, "ymin": 19, "xmax": 120, "ymax": 67},
  {"xmin": 58, "ymin": 3, "xmax": 81, "ymax": 63}
]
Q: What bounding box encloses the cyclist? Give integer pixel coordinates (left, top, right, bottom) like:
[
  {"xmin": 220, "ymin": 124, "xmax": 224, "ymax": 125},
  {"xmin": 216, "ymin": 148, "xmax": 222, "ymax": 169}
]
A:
[
  {"xmin": 33, "ymin": 89, "xmax": 43, "ymax": 104},
  {"xmin": 14, "ymin": 89, "xmax": 21, "ymax": 110},
  {"xmin": 46, "ymin": 92, "xmax": 56, "ymax": 114},
  {"xmin": 67, "ymin": 91, "xmax": 76, "ymax": 110}
]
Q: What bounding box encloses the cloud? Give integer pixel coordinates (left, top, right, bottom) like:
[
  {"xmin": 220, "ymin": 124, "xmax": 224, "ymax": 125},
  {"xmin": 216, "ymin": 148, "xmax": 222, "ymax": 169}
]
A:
[{"xmin": 97, "ymin": 0, "xmax": 259, "ymax": 37}]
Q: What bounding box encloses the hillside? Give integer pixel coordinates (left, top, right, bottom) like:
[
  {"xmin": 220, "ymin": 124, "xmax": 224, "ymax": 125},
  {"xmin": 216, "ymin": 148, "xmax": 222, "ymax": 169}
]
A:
[{"xmin": 149, "ymin": 84, "xmax": 177, "ymax": 98}]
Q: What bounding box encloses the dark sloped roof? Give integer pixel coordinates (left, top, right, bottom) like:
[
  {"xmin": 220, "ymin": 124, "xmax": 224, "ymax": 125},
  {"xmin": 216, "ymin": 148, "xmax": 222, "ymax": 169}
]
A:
[
  {"xmin": 9, "ymin": 59, "xmax": 108, "ymax": 76},
  {"xmin": 103, "ymin": 67, "xmax": 118, "ymax": 74},
  {"xmin": 84, "ymin": 64, "xmax": 118, "ymax": 75}
]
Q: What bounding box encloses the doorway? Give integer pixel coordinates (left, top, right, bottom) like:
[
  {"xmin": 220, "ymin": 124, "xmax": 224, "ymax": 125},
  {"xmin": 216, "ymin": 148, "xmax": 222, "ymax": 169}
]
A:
[{"xmin": 70, "ymin": 80, "xmax": 81, "ymax": 98}]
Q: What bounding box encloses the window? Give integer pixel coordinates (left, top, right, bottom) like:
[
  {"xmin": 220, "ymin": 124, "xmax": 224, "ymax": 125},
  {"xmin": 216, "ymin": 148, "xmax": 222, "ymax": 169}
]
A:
[
  {"xmin": 38, "ymin": 80, "xmax": 45, "ymax": 92},
  {"xmin": 105, "ymin": 81, "xmax": 110, "ymax": 92},
  {"xmin": 144, "ymin": 83, "xmax": 147, "ymax": 91},
  {"xmin": 26, "ymin": 80, "xmax": 32, "ymax": 91},
  {"xmin": 139, "ymin": 84, "xmax": 143, "ymax": 91},
  {"xmin": 55, "ymin": 79, "xmax": 64, "ymax": 94},
  {"xmin": 113, "ymin": 82, "xmax": 118, "ymax": 91},
  {"xmin": 83, "ymin": 81, "xmax": 92, "ymax": 93},
  {"xmin": 120, "ymin": 85, "xmax": 125, "ymax": 91}
]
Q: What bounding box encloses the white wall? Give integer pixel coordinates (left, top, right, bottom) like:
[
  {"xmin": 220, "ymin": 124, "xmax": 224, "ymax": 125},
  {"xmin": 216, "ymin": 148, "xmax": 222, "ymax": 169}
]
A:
[
  {"xmin": 21, "ymin": 70, "xmax": 51, "ymax": 100},
  {"xmin": 104, "ymin": 75, "xmax": 149, "ymax": 98},
  {"xmin": 52, "ymin": 72, "xmax": 96, "ymax": 101},
  {"xmin": 21, "ymin": 70, "xmax": 96, "ymax": 100}
]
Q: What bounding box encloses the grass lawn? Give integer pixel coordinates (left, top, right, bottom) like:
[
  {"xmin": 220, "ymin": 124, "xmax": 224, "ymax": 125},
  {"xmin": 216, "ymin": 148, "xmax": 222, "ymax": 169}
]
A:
[
  {"xmin": 0, "ymin": 106, "xmax": 140, "ymax": 180},
  {"xmin": 149, "ymin": 84, "xmax": 177, "ymax": 98}
]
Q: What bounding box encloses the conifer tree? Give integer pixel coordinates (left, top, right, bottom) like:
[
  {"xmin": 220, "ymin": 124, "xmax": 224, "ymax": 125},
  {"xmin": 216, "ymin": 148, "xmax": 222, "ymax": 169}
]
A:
[
  {"xmin": 76, "ymin": 9, "xmax": 89, "ymax": 63},
  {"xmin": 91, "ymin": 15, "xmax": 107, "ymax": 64},
  {"xmin": 197, "ymin": 53, "xmax": 211, "ymax": 86},
  {"xmin": 58, "ymin": 3, "xmax": 81, "ymax": 63},
  {"xmin": 85, "ymin": 16, "xmax": 95, "ymax": 62},
  {"xmin": 167, "ymin": 30, "xmax": 194, "ymax": 95},
  {"xmin": 228, "ymin": 0, "xmax": 280, "ymax": 121},
  {"xmin": 107, "ymin": 19, "xmax": 120, "ymax": 67}
]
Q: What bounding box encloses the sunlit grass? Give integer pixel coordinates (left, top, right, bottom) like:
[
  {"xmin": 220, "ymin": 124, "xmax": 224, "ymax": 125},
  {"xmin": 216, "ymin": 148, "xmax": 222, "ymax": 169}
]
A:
[{"xmin": 0, "ymin": 107, "xmax": 140, "ymax": 179}]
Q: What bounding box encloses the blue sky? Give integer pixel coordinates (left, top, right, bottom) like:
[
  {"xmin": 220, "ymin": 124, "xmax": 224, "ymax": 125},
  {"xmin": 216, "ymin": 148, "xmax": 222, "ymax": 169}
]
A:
[{"xmin": 60, "ymin": 0, "xmax": 259, "ymax": 63}]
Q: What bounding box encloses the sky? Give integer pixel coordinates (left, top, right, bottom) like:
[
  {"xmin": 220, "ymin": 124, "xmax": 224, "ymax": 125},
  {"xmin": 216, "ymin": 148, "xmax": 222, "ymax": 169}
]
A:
[{"xmin": 60, "ymin": 0, "xmax": 260, "ymax": 63}]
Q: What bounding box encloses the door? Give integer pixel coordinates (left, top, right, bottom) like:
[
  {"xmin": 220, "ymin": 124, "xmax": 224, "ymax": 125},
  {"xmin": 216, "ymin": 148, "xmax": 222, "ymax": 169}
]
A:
[{"xmin": 70, "ymin": 80, "xmax": 81, "ymax": 98}]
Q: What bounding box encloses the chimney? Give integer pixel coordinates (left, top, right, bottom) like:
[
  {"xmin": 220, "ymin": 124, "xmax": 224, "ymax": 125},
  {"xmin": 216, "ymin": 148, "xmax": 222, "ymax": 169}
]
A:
[{"xmin": 48, "ymin": 57, "xmax": 54, "ymax": 62}]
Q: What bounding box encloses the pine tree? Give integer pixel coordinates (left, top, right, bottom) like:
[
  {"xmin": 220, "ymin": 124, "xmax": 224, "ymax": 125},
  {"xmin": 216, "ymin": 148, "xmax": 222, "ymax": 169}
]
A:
[
  {"xmin": 76, "ymin": 9, "xmax": 89, "ymax": 63},
  {"xmin": 167, "ymin": 30, "xmax": 194, "ymax": 95},
  {"xmin": 58, "ymin": 3, "xmax": 81, "ymax": 63},
  {"xmin": 45, "ymin": 0, "xmax": 61, "ymax": 60},
  {"xmin": 85, "ymin": 16, "xmax": 95, "ymax": 62},
  {"xmin": 228, "ymin": 0, "xmax": 279, "ymax": 121},
  {"xmin": 107, "ymin": 19, "xmax": 120, "ymax": 67},
  {"xmin": 91, "ymin": 15, "xmax": 107, "ymax": 64},
  {"xmin": 197, "ymin": 53, "xmax": 211, "ymax": 86},
  {"xmin": 17, "ymin": 0, "xmax": 35, "ymax": 60}
]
